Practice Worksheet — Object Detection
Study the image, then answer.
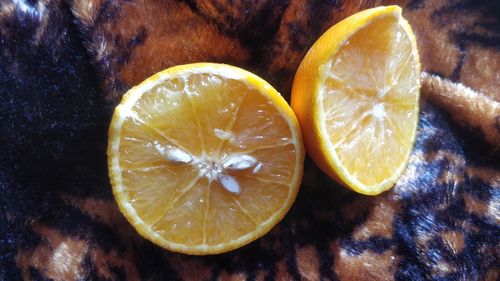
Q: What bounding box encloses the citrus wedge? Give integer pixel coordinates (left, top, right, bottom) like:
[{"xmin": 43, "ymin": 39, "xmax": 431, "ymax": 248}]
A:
[
  {"xmin": 291, "ymin": 6, "xmax": 420, "ymax": 195},
  {"xmin": 108, "ymin": 63, "xmax": 304, "ymax": 255}
]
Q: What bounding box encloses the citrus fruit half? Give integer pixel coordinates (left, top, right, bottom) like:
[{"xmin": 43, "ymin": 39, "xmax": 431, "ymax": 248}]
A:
[
  {"xmin": 108, "ymin": 63, "xmax": 304, "ymax": 255},
  {"xmin": 291, "ymin": 5, "xmax": 421, "ymax": 195}
]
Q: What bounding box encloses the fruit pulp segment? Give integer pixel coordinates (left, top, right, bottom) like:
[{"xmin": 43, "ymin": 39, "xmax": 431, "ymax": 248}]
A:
[
  {"xmin": 117, "ymin": 73, "xmax": 297, "ymax": 246},
  {"xmin": 320, "ymin": 16, "xmax": 419, "ymax": 187}
]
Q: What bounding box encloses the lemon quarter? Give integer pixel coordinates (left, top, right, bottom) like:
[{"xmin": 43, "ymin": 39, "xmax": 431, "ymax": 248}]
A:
[{"xmin": 291, "ymin": 6, "xmax": 420, "ymax": 195}]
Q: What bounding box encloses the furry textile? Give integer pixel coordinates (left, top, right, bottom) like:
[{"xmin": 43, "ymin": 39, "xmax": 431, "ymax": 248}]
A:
[{"xmin": 0, "ymin": 0, "xmax": 499, "ymax": 280}]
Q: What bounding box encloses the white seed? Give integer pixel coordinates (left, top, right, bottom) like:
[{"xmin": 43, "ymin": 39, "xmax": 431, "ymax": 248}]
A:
[
  {"xmin": 252, "ymin": 162, "xmax": 263, "ymax": 174},
  {"xmin": 218, "ymin": 174, "xmax": 240, "ymax": 194},
  {"xmin": 164, "ymin": 146, "xmax": 193, "ymax": 164},
  {"xmin": 214, "ymin": 128, "xmax": 233, "ymax": 140},
  {"xmin": 222, "ymin": 154, "xmax": 257, "ymax": 170}
]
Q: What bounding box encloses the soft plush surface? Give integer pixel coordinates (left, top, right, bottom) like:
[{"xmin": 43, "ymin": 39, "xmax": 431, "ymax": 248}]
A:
[{"xmin": 0, "ymin": 0, "xmax": 499, "ymax": 280}]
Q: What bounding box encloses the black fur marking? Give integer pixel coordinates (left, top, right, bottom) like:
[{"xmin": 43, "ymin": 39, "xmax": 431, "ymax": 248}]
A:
[
  {"xmin": 318, "ymin": 245, "xmax": 339, "ymax": 281},
  {"xmin": 441, "ymin": 106, "xmax": 500, "ymax": 166},
  {"xmin": 284, "ymin": 0, "xmax": 346, "ymax": 53},
  {"xmin": 390, "ymin": 105, "xmax": 500, "ymax": 281},
  {"xmin": 29, "ymin": 267, "xmax": 53, "ymax": 281},
  {"xmin": 134, "ymin": 241, "xmax": 183, "ymax": 281},
  {"xmin": 82, "ymin": 252, "xmax": 102, "ymax": 281},
  {"xmin": 342, "ymin": 236, "xmax": 393, "ymax": 255},
  {"xmin": 210, "ymin": 240, "xmax": 271, "ymax": 275},
  {"xmin": 38, "ymin": 199, "xmax": 128, "ymax": 254},
  {"xmin": 455, "ymin": 31, "xmax": 500, "ymax": 50},
  {"xmin": 466, "ymin": 176, "xmax": 495, "ymax": 202},
  {"xmin": 393, "ymin": 216, "xmax": 429, "ymax": 281},
  {"xmin": 263, "ymin": 259, "xmax": 276, "ymax": 281},
  {"xmin": 0, "ymin": 174, "xmax": 27, "ymax": 280},
  {"xmin": 109, "ymin": 265, "xmax": 127, "ymax": 280},
  {"xmin": 449, "ymin": 41, "xmax": 466, "ymax": 81},
  {"xmin": 433, "ymin": 0, "xmax": 500, "ymax": 50},
  {"xmin": 283, "ymin": 225, "xmax": 302, "ymax": 281},
  {"xmin": 128, "ymin": 27, "xmax": 148, "ymax": 48},
  {"xmin": 208, "ymin": 266, "xmax": 220, "ymax": 281},
  {"xmin": 407, "ymin": 0, "xmax": 425, "ymax": 10},
  {"xmin": 180, "ymin": 0, "xmax": 291, "ymax": 70},
  {"xmin": 428, "ymin": 0, "xmax": 500, "ymax": 82},
  {"xmin": 0, "ymin": 0, "xmax": 113, "ymax": 278},
  {"xmin": 287, "ymin": 158, "xmax": 369, "ymax": 281},
  {"xmin": 305, "ymin": 0, "xmax": 341, "ymax": 48},
  {"xmin": 91, "ymin": 0, "xmax": 123, "ymax": 31},
  {"xmin": 285, "ymin": 21, "xmax": 311, "ymax": 52},
  {"xmin": 113, "ymin": 26, "xmax": 149, "ymax": 67},
  {"xmin": 181, "ymin": 0, "xmax": 199, "ymax": 13}
]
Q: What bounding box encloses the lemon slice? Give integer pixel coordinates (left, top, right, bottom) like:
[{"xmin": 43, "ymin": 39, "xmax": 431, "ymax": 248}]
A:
[
  {"xmin": 108, "ymin": 63, "xmax": 304, "ymax": 255},
  {"xmin": 291, "ymin": 6, "xmax": 420, "ymax": 195}
]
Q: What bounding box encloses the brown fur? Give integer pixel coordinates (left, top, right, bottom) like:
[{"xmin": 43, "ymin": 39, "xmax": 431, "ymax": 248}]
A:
[{"xmin": 422, "ymin": 72, "xmax": 500, "ymax": 148}]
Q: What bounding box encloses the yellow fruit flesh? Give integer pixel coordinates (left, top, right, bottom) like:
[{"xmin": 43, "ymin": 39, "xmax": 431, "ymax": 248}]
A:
[
  {"xmin": 291, "ymin": 6, "xmax": 420, "ymax": 195},
  {"xmin": 319, "ymin": 15, "xmax": 419, "ymax": 188},
  {"xmin": 112, "ymin": 68, "xmax": 303, "ymax": 254},
  {"xmin": 315, "ymin": 13, "xmax": 419, "ymax": 192}
]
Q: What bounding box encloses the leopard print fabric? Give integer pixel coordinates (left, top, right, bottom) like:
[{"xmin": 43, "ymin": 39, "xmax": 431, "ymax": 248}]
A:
[{"xmin": 0, "ymin": 0, "xmax": 498, "ymax": 280}]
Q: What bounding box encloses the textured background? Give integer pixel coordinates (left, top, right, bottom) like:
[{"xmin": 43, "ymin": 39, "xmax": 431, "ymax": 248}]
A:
[{"xmin": 0, "ymin": 0, "xmax": 499, "ymax": 280}]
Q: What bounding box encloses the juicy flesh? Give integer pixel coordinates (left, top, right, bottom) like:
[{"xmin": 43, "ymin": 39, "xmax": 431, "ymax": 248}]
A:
[
  {"xmin": 118, "ymin": 73, "xmax": 297, "ymax": 246},
  {"xmin": 321, "ymin": 16, "xmax": 418, "ymax": 187}
]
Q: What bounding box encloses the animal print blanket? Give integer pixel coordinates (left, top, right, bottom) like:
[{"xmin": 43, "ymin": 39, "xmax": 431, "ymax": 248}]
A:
[{"xmin": 1, "ymin": 0, "xmax": 498, "ymax": 280}]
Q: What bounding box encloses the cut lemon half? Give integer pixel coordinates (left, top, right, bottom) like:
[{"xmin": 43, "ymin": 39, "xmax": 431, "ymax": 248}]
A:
[
  {"xmin": 291, "ymin": 6, "xmax": 420, "ymax": 195},
  {"xmin": 108, "ymin": 63, "xmax": 304, "ymax": 255}
]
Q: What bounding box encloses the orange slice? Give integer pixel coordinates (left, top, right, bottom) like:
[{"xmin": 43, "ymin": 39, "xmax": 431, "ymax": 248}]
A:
[
  {"xmin": 291, "ymin": 6, "xmax": 420, "ymax": 195},
  {"xmin": 108, "ymin": 63, "xmax": 304, "ymax": 255}
]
